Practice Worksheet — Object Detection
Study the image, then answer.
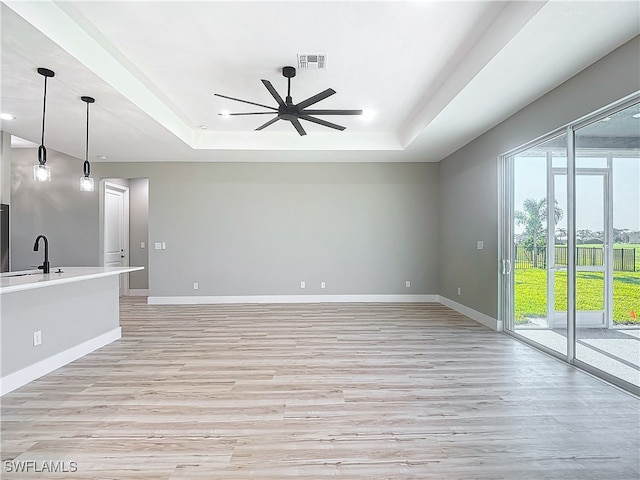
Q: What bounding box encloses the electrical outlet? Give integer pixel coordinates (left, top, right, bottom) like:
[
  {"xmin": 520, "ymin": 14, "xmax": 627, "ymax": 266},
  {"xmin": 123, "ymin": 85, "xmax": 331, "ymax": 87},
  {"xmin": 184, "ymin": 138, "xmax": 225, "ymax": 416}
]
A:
[
  {"xmin": 33, "ymin": 330, "xmax": 42, "ymax": 346},
  {"xmin": 405, "ymin": 281, "xmax": 411, "ymax": 288},
  {"xmin": 321, "ymin": 282, "xmax": 326, "ymax": 289},
  {"xmin": 141, "ymin": 241, "xmax": 146, "ymax": 249},
  {"xmin": 154, "ymin": 242, "xmax": 162, "ymax": 250},
  {"xmin": 457, "ymin": 286, "xmax": 461, "ymax": 296},
  {"xmin": 300, "ymin": 281, "xmax": 306, "ymax": 289},
  {"xmin": 162, "ymin": 242, "xmax": 166, "ymax": 250},
  {"xmin": 477, "ymin": 240, "xmax": 484, "ymax": 250},
  {"xmin": 193, "ymin": 282, "xmax": 199, "ymax": 290}
]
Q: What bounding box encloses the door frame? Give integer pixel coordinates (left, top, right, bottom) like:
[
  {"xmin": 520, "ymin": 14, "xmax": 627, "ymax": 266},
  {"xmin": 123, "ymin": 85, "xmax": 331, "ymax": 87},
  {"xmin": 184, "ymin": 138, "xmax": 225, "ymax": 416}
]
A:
[
  {"xmin": 99, "ymin": 180, "xmax": 130, "ymax": 295},
  {"xmin": 498, "ymin": 129, "xmax": 565, "ymax": 336},
  {"xmin": 548, "ymin": 167, "xmax": 612, "ymax": 329}
]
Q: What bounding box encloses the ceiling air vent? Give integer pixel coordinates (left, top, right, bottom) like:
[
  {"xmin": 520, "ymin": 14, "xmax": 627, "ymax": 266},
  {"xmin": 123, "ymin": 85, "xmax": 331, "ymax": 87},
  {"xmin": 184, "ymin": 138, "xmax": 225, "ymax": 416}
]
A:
[{"xmin": 297, "ymin": 54, "xmax": 327, "ymax": 70}]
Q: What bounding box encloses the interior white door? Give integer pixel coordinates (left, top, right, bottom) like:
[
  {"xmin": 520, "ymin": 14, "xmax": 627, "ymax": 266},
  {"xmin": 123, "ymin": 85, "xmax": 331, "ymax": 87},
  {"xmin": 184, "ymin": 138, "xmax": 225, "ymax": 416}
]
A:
[{"xmin": 104, "ymin": 183, "xmax": 129, "ymax": 295}]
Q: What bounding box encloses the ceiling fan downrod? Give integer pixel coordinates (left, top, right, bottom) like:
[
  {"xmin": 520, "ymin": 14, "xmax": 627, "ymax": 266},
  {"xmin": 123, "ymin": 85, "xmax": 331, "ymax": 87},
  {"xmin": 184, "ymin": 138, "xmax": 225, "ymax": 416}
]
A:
[{"xmin": 282, "ymin": 66, "xmax": 296, "ymax": 105}]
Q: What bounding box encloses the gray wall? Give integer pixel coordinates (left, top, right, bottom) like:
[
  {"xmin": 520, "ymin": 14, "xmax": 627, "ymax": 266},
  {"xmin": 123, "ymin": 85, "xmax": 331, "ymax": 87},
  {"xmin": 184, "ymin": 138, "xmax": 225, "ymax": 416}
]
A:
[
  {"xmin": 438, "ymin": 35, "xmax": 640, "ymax": 319},
  {"xmin": 1, "ymin": 131, "xmax": 11, "ymax": 205},
  {"xmin": 128, "ymin": 178, "xmax": 149, "ymax": 289},
  {"xmin": 93, "ymin": 162, "xmax": 440, "ymax": 297},
  {"xmin": 10, "ymin": 148, "xmax": 100, "ymax": 270},
  {"xmin": 1, "ymin": 275, "xmax": 119, "ymax": 377}
]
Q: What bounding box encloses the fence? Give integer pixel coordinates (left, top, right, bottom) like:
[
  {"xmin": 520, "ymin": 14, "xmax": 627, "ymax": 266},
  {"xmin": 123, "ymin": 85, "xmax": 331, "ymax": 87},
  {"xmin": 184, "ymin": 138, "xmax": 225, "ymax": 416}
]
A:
[{"xmin": 514, "ymin": 245, "xmax": 636, "ymax": 272}]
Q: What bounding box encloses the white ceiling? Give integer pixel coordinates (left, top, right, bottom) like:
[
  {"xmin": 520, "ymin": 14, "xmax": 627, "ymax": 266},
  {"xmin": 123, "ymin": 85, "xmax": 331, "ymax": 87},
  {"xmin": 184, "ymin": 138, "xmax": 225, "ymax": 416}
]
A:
[{"xmin": 1, "ymin": 1, "xmax": 639, "ymax": 163}]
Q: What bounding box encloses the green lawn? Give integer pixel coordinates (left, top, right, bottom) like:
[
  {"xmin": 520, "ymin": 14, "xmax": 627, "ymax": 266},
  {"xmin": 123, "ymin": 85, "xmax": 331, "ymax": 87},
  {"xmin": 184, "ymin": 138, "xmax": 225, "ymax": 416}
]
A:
[{"xmin": 514, "ymin": 244, "xmax": 640, "ymax": 325}]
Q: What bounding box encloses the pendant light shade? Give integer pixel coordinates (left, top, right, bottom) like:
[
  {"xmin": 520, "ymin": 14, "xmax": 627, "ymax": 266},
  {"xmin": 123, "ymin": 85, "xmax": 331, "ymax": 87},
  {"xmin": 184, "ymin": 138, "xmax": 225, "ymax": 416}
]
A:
[
  {"xmin": 79, "ymin": 96, "xmax": 95, "ymax": 192},
  {"xmin": 34, "ymin": 68, "xmax": 55, "ymax": 182}
]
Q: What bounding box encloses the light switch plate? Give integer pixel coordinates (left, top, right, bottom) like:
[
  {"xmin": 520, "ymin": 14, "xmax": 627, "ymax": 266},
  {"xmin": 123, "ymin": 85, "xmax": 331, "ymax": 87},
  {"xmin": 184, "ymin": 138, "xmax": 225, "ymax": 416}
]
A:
[
  {"xmin": 477, "ymin": 241, "xmax": 484, "ymax": 250},
  {"xmin": 154, "ymin": 242, "xmax": 162, "ymax": 250}
]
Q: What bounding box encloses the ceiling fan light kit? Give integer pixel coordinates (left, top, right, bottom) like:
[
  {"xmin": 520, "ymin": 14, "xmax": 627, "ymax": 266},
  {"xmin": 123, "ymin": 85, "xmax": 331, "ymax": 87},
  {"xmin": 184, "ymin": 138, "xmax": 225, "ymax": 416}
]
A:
[{"xmin": 215, "ymin": 66, "xmax": 362, "ymax": 136}]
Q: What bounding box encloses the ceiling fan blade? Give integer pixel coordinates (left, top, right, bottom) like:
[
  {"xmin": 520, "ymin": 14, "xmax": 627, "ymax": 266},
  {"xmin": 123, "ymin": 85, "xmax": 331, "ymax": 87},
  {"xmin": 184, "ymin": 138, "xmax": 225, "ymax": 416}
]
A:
[
  {"xmin": 299, "ymin": 114, "xmax": 345, "ymax": 131},
  {"xmin": 295, "ymin": 88, "xmax": 336, "ymax": 110},
  {"xmin": 290, "ymin": 118, "xmax": 307, "ymax": 136},
  {"xmin": 214, "ymin": 93, "xmax": 277, "ymax": 111},
  {"xmin": 222, "ymin": 112, "xmax": 278, "ymax": 116},
  {"xmin": 302, "ymin": 109, "xmax": 363, "ymax": 116},
  {"xmin": 255, "ymin": 116, "xmax": 281, "ymax": 131},
  {"xmin": 261, "ymin": 80, "xmax": 285, "ymax": 107}
]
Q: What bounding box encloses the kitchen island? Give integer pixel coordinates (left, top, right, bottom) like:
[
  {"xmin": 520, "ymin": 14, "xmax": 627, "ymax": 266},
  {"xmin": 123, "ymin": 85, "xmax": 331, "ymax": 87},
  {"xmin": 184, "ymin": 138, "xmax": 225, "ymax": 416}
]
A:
[{"xmin": 0, "ymin": 266, "xmax": 143, "ymax": 395}]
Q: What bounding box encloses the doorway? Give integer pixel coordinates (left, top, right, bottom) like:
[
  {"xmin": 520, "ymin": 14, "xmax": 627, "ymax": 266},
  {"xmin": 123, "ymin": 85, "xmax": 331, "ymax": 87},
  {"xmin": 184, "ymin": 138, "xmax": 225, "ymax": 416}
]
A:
[
  {"xmin": 499, "ymin": 98, "xmax": 640, "ymax": 393},
  {"xmin": 549, "ymin": 168, "xmax": 611, "ymax": 330},
  {"xmin": 101, "ymin": 181, "xmax": 129, "ymax": 296}
]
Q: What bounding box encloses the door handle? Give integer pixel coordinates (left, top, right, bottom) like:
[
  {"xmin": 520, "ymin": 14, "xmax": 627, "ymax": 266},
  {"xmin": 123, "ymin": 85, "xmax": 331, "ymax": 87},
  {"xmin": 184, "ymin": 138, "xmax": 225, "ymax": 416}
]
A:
[{"xmin": 501, "ymin": 259, "xmax": 512, "ymax": 275}]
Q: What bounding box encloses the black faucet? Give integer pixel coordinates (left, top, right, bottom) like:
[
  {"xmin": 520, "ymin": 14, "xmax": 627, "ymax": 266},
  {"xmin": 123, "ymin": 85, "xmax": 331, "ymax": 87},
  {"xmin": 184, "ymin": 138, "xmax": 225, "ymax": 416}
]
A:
[{"xmin": 33, "ymin": 235, "xmax": 50, "ymax": 274}]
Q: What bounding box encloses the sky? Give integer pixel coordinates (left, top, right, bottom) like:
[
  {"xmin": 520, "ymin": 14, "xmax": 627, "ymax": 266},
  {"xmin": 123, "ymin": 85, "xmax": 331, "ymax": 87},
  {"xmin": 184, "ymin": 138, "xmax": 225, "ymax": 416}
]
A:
[{"xmin": 513, "ymin": 155, "xmax": 639, "ymax": 235}]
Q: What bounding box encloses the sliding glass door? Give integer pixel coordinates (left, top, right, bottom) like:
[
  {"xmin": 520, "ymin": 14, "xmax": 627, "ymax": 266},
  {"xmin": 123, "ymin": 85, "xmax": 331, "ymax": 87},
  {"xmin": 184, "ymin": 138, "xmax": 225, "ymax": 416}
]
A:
[
  {"xmin": 500, "ymin": 97, "xmax": 640, "ymax": 394},
  {"xmin": 507, "ymin": 135, "xmax": 568, "ymax": 355}
]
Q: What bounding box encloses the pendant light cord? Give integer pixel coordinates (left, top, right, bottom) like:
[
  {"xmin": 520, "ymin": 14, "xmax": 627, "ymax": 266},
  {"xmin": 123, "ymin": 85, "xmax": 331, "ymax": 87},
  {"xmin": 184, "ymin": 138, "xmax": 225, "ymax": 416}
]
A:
[
  {"xmin": 41, "ymin": 76, "xmax": 48, "ymax": 147},
  {"xmin": 38, "ymin": 75, "xmax": 49, "ymax": 166},
  {"xmin": 84, "ymin": 101, "xmax": 90, "ymax": 177}
]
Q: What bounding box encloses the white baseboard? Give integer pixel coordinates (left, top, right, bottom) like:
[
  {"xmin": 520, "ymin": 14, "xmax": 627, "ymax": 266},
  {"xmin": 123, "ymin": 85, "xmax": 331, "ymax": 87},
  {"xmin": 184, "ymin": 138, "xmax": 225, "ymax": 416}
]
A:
[
  {"xmin": 0, "ymin": 327, "xmax": 121, "ymax": 396},
  {"xmin": 128, "ymin": 289, "xmax": 149, "ymax": 296},
  {"xmin": 438, "ymin": 296, "xmax": 502, "ymax": 332},
  {"xmin": 148, "ymin": 294, "xmax": 439, "ymax": 305}
]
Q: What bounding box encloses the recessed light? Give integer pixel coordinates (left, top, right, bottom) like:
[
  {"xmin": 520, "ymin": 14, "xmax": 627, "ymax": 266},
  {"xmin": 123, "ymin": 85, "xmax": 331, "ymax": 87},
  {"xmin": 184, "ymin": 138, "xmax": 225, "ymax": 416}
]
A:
[
  {"xmin": 1, "ymin": 113, "xmax": 16, "ymax": 120},
  {"xmin": 219, "ymin": 111, "xmax": 230, "ymax": 119},
  {"xmin": 632, "ymin": 113, "xmax": 640, "ymax": 119},
  {"xmin": 199, "ymin": 124, "xmax": 209, "ymax": 130},
  {"xmin": 361, "ymin": 109, "xmax": 376, "ymax": 121}
]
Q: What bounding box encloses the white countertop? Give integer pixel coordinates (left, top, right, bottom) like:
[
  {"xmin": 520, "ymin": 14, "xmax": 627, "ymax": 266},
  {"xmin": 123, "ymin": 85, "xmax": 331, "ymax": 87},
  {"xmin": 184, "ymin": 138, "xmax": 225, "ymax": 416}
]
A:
[{"xmin": 0, "ymin": 266, "xmax": 144, "ymax": 294}]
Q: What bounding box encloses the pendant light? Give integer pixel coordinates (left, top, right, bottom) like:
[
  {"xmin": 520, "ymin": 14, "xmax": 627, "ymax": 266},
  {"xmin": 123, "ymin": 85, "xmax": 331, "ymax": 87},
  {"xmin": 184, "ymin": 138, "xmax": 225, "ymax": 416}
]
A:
[
  {"xmin": 33, "ymin": 67, "xmax": 55, "ymax": 182},
  {"xmin": 79, "ymin": 96, "xmax": 95, "ymax": 192}
]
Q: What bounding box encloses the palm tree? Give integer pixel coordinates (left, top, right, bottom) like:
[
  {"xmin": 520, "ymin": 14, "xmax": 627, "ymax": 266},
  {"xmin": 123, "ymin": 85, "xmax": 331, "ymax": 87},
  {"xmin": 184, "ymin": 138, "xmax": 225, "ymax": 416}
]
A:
[
  {"xmin": 555, "ymin": 227, "xmax": 567, "ymax": 244},
  {"xmin": 515, "ymin": 198, "xmax": 563, "ymax": 267}
]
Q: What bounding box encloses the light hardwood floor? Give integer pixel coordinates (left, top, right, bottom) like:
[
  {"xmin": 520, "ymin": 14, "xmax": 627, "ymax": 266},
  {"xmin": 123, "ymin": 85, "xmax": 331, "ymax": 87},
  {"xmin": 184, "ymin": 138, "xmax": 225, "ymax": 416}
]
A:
[{"xmin": 2, "ymin": 299, "xmax": 639, "ymax": 479}]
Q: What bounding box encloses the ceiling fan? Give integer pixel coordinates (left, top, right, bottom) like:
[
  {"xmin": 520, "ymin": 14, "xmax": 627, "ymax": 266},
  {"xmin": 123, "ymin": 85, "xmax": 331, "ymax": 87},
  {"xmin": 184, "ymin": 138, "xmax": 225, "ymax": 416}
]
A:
[{"xmin": 215, "ymin": 66, "xmax": 362, "ymax": 136}]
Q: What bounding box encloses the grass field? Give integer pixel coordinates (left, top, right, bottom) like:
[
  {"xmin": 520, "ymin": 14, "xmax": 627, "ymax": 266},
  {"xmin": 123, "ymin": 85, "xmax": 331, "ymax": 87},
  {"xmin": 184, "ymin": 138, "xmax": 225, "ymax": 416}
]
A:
[{"xmin": 514, "ymin": 244, "xmax": 640, "ymax": 325}]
